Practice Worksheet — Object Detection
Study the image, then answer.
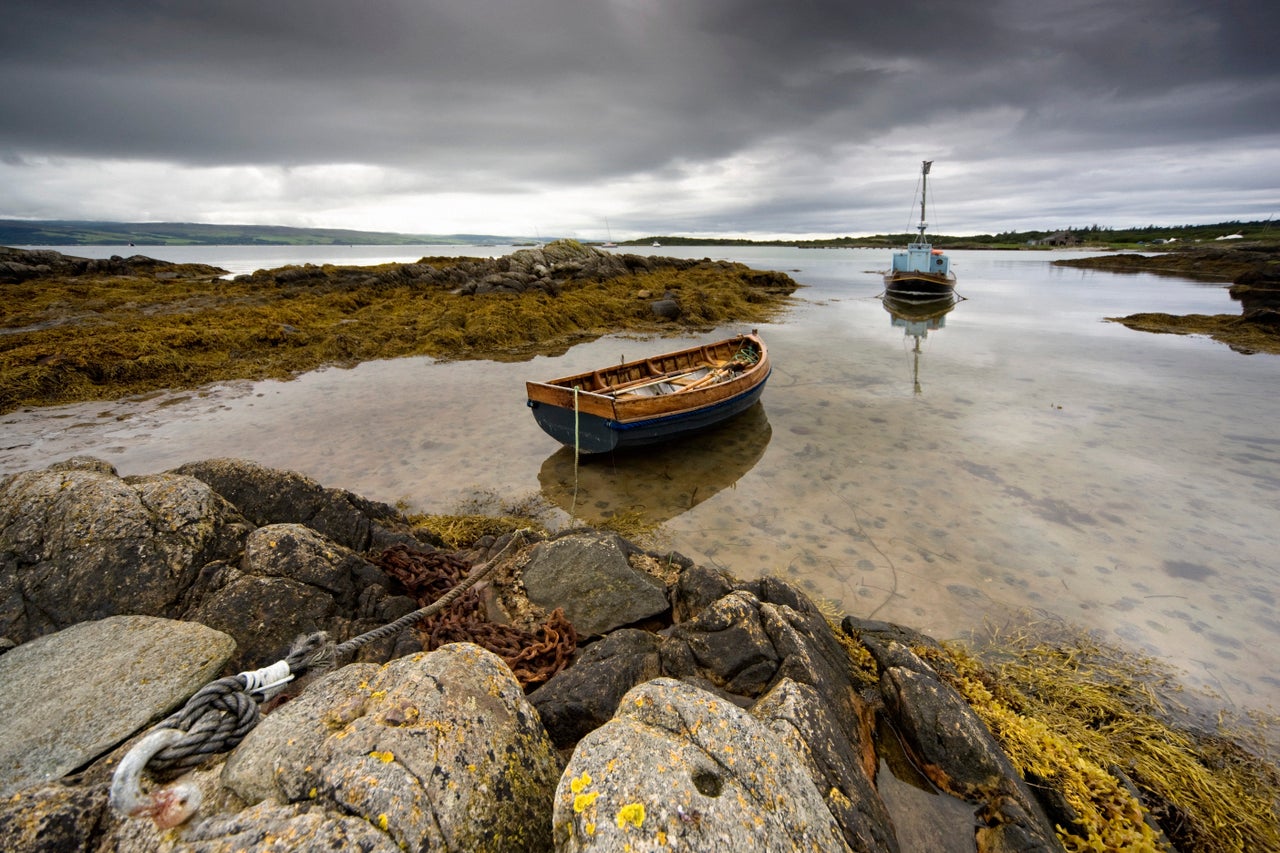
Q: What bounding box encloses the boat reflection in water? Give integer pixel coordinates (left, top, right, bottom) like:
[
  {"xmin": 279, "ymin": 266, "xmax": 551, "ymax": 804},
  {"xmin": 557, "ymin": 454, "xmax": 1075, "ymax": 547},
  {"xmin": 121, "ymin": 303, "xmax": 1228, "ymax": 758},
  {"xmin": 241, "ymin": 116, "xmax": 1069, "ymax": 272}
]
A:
[
  {"xmin": 537, "ymin": 402, "xmax": 771, "ymax": 526},
  {"xmin": 882, "ymin": 293, "xmax": 959, "ymax": 395}
]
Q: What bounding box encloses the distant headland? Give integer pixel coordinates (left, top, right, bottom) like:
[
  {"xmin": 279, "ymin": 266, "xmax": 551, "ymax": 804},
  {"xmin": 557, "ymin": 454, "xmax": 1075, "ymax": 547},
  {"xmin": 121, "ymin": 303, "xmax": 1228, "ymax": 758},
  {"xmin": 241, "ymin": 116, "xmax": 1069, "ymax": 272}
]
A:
[{"xmin": 1, "ymin": 218, "xmax": 1274, "ymax": 250}]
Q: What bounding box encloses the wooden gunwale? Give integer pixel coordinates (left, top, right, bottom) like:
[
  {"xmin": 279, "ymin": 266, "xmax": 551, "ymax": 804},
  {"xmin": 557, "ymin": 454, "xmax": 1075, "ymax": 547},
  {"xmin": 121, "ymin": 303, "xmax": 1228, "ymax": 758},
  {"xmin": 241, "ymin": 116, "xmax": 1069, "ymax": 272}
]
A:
[{"xmin": 524, "ymin": 334, "xmax": 767, "ymax": 425}]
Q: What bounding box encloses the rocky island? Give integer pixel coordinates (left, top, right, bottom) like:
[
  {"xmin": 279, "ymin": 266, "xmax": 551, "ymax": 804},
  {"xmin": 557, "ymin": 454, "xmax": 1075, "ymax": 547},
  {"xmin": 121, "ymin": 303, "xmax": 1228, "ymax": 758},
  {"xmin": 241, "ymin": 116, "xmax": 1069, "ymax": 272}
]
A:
[{"xmin": 0, "ymin": 241, "xmax": 798, "ymax": 415}]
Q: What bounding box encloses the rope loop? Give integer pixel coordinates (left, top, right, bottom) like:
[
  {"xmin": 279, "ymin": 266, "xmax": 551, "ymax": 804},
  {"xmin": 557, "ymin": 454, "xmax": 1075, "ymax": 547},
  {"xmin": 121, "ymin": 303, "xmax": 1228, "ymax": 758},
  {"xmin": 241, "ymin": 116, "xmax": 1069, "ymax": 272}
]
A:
[
  {"xmin": 112, "ymin": 529, "xmax": 533, "ymax": 818},
  {"xmin": 145, "ymin": 677, "xmax": 261, "ymax": 777},
  {"xmin": 121, "ymin": 630, "xmax": 333, "ymax": 780}
]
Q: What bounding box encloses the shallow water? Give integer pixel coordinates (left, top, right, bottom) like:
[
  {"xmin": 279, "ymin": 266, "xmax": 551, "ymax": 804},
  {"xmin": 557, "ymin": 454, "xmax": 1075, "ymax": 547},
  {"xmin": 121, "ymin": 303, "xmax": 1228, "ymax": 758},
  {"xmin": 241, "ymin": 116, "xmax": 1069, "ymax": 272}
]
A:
[{"xmin": 5, "ymin": 244, "xmax": 1278, "ymax": 713}]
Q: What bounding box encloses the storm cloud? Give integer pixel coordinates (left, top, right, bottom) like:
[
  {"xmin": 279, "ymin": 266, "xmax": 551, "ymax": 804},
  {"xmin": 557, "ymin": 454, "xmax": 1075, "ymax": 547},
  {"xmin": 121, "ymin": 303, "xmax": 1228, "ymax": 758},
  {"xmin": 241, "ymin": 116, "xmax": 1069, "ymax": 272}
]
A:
[{"xmin": 2, "ymin": 0, "xmax": 1276, "ymax": 238}]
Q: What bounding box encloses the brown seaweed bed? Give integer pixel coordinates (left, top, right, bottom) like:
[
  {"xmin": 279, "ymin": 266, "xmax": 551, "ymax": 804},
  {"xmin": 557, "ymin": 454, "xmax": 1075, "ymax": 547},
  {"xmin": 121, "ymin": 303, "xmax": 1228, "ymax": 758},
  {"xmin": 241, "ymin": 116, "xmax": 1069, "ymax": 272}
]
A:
[{"xmin": 0, "ymin": 243, "xmax": 798, "ymax": 414}]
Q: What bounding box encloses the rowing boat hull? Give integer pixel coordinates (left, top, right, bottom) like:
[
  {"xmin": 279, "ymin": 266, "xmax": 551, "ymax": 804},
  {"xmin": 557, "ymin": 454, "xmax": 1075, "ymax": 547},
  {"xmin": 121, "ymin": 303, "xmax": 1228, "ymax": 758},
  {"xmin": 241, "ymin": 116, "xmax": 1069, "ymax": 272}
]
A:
[{"xmin": 525, "ymin": 333, "xmax": 770, "ymax": 453}]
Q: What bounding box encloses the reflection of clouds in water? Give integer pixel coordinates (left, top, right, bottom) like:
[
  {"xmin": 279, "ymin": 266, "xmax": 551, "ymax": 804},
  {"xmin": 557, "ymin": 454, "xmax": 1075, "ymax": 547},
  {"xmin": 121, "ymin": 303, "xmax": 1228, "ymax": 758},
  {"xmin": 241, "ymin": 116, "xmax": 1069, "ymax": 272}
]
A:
[{"xmin": 655, "ymin": 304, "xmax": 1280, "ymax": 708}]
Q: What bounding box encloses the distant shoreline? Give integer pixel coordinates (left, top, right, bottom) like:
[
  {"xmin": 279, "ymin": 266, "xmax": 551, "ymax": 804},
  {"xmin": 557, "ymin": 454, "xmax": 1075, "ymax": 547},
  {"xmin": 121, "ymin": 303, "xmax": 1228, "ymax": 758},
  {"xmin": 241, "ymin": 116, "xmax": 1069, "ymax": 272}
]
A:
[{"xmin": 2, "ymin": 217, "xmax": 1275, "ymax": 251}]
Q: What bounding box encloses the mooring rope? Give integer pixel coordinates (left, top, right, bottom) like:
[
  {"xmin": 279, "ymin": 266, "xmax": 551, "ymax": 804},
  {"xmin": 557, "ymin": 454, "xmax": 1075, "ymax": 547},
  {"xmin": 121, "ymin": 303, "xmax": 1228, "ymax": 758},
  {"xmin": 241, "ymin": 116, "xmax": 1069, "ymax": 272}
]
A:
[
  {"xmin": 111, "ymin": 528, "xmax": 533, "ymax": 824},
  {"xmin": 570, "ymin": 385, "xmax": 581, "ymax": 521}
]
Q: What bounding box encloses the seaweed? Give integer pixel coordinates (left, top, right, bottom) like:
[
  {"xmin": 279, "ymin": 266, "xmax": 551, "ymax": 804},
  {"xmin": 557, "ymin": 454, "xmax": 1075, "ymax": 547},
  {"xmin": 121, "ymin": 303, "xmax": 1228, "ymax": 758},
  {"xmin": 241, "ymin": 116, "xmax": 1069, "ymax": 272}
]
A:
[
  {"xmin": 916, "ymin": 620, "xmax": 1280, "ymax": 852},
  {"xmin": 0, "ymin": 257, "xmax": 797, "ymax": 413}
]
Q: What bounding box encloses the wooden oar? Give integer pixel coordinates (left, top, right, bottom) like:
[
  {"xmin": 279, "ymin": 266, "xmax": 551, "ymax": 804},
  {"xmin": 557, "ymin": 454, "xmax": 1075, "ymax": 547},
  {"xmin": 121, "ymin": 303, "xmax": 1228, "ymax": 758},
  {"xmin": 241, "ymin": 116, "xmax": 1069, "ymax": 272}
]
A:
[
  {"xmin": 676, "ymin": 368, "xmax": 728, "ymax": 393},
  {"xmin": 609, "ymin": 369, "xmax": 703, "ymax": 395},
  {"xmin": 674, "ymin": 347, "xmax": 756, "ymax": 393}
]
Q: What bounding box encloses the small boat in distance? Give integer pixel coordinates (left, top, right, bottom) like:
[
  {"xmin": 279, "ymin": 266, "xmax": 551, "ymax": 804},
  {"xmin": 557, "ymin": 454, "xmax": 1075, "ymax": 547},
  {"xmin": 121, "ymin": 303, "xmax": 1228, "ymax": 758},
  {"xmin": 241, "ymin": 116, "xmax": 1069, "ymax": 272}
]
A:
[
  {"xmin": 884, "ymin": 160, "xmax": 956, "ymax": 299},
  {"xmin": 525, "ymin": 332, "xmax": 770, "ymax": 453}
]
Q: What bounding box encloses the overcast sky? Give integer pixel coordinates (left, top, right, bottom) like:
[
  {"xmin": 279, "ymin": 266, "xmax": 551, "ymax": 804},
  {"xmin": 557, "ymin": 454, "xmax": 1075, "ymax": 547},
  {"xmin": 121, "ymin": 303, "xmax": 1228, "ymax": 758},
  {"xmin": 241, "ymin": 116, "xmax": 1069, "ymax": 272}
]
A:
[{"xmin": 2, "ymin": 0, "xmax": 1277, "ymax": 240}]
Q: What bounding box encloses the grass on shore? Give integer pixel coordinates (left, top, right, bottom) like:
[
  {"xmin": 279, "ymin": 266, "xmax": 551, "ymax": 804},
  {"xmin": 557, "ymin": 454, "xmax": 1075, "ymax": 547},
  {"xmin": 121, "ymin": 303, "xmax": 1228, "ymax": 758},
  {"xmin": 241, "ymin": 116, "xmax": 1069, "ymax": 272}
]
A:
[{"xmin": 0, "ymin": 260, "xmax": 796, "ymax": 415}]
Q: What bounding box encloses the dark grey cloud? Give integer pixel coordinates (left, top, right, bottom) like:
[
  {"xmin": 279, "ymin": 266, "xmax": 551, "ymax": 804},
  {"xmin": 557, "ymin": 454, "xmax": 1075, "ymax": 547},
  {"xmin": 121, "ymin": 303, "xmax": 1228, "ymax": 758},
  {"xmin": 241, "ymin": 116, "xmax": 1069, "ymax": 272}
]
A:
[{"xmin": 1, "ymin": 0, "xmax": 1276, "ymax": 236}]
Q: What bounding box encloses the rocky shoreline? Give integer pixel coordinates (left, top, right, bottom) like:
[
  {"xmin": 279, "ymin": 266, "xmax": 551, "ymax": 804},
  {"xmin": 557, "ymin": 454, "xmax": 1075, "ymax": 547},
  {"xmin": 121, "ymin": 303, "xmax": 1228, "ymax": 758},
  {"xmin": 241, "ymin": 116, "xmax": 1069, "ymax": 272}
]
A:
[{"xmin": 3, "ymin": 458, "xmax": 1277, "ymax": 851}]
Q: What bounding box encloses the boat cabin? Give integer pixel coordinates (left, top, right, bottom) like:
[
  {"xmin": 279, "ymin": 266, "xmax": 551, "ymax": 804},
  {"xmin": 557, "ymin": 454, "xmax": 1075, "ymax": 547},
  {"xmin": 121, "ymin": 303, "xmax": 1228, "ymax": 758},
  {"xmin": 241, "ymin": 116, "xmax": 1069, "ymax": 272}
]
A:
[{"xmin": 890, "ymin": 241, "xmax": 952, "ymax": 278}]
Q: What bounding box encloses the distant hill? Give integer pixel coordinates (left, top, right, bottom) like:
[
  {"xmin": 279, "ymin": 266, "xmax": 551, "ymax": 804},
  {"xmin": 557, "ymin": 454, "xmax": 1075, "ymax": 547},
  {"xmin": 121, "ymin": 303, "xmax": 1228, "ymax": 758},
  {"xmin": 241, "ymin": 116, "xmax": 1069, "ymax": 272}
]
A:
[
  {"xmin": 3, "ymin": 218, "xmax": 1273, "ymax": 250},
  {"xmin": 0, "ymin": 220, "xmax": 516, "ymax": 247},
  {"xmin": 630, "ymin": 220, "xmax": 1276, "ymax": 250}
]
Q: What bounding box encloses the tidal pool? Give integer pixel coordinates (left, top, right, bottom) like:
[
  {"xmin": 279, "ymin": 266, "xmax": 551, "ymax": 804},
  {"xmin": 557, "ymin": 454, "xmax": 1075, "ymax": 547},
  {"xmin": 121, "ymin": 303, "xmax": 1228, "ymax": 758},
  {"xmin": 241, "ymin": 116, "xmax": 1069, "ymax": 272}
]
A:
[{"xmin": 4, "ymin": 245, "xmax": 1277, "ymax": 716}]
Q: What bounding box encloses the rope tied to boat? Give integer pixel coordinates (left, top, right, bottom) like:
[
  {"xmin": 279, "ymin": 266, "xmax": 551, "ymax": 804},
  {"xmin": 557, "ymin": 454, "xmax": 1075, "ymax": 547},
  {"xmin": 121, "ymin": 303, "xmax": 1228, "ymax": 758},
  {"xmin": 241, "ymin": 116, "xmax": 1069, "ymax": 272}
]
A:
[
  {"xmin": 569, "ymin": 384, "xmax": 582, "ymax": 520},
  {"xmin": 111, "ymin": 528, "xmax": 534, "ymax": 827}
]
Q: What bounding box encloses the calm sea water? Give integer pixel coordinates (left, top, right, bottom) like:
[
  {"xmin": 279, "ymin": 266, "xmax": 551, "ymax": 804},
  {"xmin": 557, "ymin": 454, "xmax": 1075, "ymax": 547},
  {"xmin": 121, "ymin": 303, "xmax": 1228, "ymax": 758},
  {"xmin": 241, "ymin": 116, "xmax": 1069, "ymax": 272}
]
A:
[{"xmin": 6, "ymin": 243, "xmax": 1278, "ymax": 715}]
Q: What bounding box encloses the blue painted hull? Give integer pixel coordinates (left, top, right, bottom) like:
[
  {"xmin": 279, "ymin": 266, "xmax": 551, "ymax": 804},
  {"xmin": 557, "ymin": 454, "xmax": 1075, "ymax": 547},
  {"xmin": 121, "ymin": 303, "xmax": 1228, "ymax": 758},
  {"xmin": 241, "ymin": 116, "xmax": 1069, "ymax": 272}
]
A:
[{"xmin": 528, "ymin": 368, "xmax": 770, "ymax": 453}]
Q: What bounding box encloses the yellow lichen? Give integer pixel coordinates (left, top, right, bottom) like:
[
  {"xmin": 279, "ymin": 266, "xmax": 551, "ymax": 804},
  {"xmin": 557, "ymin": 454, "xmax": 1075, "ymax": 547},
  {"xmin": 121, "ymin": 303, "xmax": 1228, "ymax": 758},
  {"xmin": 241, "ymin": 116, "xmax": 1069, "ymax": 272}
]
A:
[
  {"xmin": 369, "ymin": 750, "xmax": 395, "ymax": 763},
  {"xmin": 377, "ymin": 813, "xmax": 389, "ymax": 831},
  {"xmin": 574, "ymin": 791, "xmax": 600, "ymax": 813},
  {"xmin": 570, "ymin": 771, "xmax": 593, "ymax": 794},
  {"xmin": 585, "ymin": 821, "xmax": 596, "ymax": 835},
  {"xmin": 616, "ymin": 802, "xmax": 646, "ymax": 829}
]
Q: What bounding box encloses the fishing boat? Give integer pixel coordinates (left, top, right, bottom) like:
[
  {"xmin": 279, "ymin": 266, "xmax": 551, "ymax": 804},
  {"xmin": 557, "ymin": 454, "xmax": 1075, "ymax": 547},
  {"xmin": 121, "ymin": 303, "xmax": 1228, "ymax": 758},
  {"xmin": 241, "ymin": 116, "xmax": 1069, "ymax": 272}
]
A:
[
  {"xmin": 883, "ymin": 160, "xmax": 956, "ymax": 299},
  {"xmin": 525, "ymin": 332, "xmax": 770, "ymax": 453}
]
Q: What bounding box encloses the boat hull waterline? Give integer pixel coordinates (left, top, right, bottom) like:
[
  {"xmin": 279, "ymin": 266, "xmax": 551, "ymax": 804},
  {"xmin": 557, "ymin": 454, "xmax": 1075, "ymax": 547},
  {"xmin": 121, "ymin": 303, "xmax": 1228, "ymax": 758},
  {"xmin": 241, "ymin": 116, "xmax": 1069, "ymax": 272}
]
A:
[{"xmin": 525, "ymin": 333, "xmax": 770, "ymax": 453}]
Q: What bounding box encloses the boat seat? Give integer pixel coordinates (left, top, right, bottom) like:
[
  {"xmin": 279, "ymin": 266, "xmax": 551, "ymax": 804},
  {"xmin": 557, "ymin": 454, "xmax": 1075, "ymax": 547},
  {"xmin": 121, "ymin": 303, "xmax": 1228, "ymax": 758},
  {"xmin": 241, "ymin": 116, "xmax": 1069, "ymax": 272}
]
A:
[
  {"xmin": 624, "ymin": 382, "xmax": 676, "ymax": 397},
  {"xmin": 671, "ymin": 368, "xmax": 711, "ymax": 386}
]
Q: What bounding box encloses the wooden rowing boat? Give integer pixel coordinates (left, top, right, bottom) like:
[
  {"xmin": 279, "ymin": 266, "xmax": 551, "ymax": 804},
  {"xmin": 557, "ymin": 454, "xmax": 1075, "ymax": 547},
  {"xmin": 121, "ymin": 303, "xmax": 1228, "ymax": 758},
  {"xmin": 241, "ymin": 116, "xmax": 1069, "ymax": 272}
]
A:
[{"xmin": 525, "ymin": 332, "xmax": 770, "ymax": 453}]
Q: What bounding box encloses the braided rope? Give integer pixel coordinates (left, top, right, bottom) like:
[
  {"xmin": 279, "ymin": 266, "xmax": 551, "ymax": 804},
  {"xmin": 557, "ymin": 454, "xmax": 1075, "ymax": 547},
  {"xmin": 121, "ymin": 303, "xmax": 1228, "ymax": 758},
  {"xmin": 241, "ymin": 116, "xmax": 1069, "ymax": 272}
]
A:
[{"xmin": 116, "ymin": 529, "xmax": 532, "ymax": 790}]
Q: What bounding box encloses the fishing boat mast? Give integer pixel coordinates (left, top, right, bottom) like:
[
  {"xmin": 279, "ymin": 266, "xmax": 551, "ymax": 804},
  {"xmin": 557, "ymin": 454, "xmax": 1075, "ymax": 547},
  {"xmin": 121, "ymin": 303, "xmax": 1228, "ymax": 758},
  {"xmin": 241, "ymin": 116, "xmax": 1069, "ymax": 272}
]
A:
[{"xmin": 914, "ymin": 160, "xmax": 932, "ymax": 244}]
